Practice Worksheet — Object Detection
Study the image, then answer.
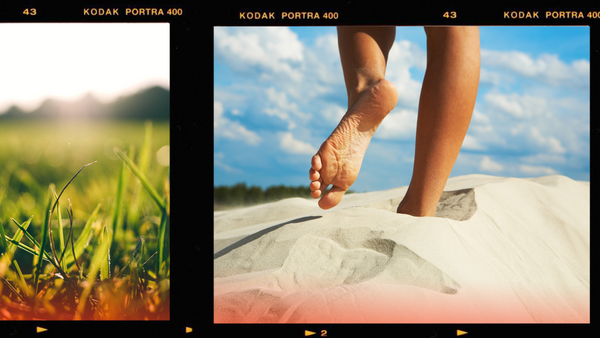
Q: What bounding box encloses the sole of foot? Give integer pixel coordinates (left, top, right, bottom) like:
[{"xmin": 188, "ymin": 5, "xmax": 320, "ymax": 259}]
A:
[{"xmin": 309, "ymin": 78, "xmax": 398, "ymax": 209}]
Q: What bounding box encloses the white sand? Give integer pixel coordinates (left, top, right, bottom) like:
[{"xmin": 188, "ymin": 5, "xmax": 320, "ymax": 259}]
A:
[{"xmin": 214, "ymin": 174, "xmax": 590, "ymax": 323}]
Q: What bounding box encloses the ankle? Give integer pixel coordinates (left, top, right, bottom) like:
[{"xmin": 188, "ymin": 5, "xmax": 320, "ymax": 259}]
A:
[
  {"xmin": 397, "ymin": 194, "xmax": 438, "ymax": 217},
  {"xmin": 348, "ymin": 78, "xmax": 387, "ymax": 106}
]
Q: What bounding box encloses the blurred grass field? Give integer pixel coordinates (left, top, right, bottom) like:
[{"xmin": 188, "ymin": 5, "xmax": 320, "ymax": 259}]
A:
[{"xmin": 0, "ymin": 119, "xmax": 170, "ymax": 320}]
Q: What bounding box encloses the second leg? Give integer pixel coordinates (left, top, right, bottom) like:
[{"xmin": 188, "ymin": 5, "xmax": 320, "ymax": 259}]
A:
[{"xmin": 397, "ymin": 27, "xmax": 480, "ymax": 217}]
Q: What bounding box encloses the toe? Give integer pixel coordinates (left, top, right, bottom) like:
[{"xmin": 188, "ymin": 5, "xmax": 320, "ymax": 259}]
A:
[
  {"xmin": 311, "ymin": 153, "xmax": 322, "ymax": 171},
  {"xmin": 312, "ymin": 182, "xmax": 329, "ymax": 199},
  {"xmin": 318, "ymin": 185, "xmax": 346, "ymax": 210},
  {"xmin": 309, "ymin": 168, "xmax": 320, "ymax": 181}
]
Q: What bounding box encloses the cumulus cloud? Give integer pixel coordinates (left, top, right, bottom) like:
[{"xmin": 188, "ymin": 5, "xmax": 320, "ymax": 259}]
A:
[
  {"xmin": 479, "ymin": 68, "xmax": 504, "ymax": 86},
  {"xmin": 519, "ymin": 164, "xmax": 558, "ymax": 176},
  {"xmin": 264, "ymin": 87, "xmax": 311, "ymax": 130},
  {"xmin": 386, "ymin": 40, "xmax": 426, "ymax": 108},
  {"xmin": 472, "ymin": 109, "xmax": 490, "ymax": 124},
  {"xmin": 480, "ymin": 156, "xmax": 503, "ymax": 172},
  {"xmin": 309, "ymin": 34, "xmax": 344, "ymax": 86},
  {"xmin": 481, "ymin": 49, "xmax": 589, "ymax": 88},
  {"xmin": 214, "ymin": 101, "xmax": 261, "ymax": 145},
  {"xmin": 214, "ymin": 27, "xmax": 588, "ymax": 189},
  {"xmin": 521, "ymin": 153, "xmax": 566, "ymax": 165},
  {"xmin": 462, "ymin": 134, "xmax": 485, "ymax": 150},
  {"xmin": 529, "ymin": 127, "xmax": 566, "ymax": 154},
  {"xmin": 376, "ymin": 109, "xmax": 418, "ymax": 140},
  {"xmin": 484, "ymin": 92, "xmax": 547, "ymax": 119},
  {"xmin": 214, "ymin": 27, "xmax": 304, "ymax": 82},
  {"xmin": 214, "ymin": 152, "xmax": 241, "ymax": 173},
  {"xmin": 320, "ymin": 103, "xmax": 346, "ymax": 125},
  {"xmin": 279, "ymin": 132, "xmax": 317, "ymax": 155}
]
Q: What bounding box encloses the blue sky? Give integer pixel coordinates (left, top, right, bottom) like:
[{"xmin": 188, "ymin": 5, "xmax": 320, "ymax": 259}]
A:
[{"xmin": 214, "ymin": 26, "xmax": 590, "ymax": 192}]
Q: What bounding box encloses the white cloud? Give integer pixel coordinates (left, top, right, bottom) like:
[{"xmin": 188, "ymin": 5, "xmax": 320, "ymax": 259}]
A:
[
  {"xmin": 519, "ymin": 164, "xmax": 558, "ymax": 176},
  {"xmin": 214, "ymin": 101, "xmax": 261, "ymax": 145},
  {"xmin": 279, "ymin": 132, "xmax": 317, "ymax": 155},
  {"xmin": 484, "ymin": 92, "xmax": 547, "ymax": 119},
  {"xmin": 529, "ymin": 127, "xmax": 566, "ymax": 154},
  {"xmin": 214, "ymin": 27, "xmax": 304, "ymax": 82},
  {"xmin": 472, "ymin": 109, "xmax": 490, "ymax": 124},
  {"xmin": 214, "ymin": 101, "xmax": 225, "ymax": 128},
  {"xmin": 376, "ymin": 108, "xmax": 417, "ymax": 140},
  {"xmin": 479, "ymin": 68, "xmax": 504, "ymax": 86},
  {"xmin": 386, "ymin": 40, "xmax": 426, "ymax": 108},
  {"xmin": 480, "ymin": 156, "xmax": 503, "ymax": 172},
  {"xmin": 462, "ymin": 134, "xmax": 485, "ymax": 150},
  {"xmin": 547, "ymin": 137, "xmax": 566, "ymax": 154},
  {"xmin": 481, "ymin": 49, "xmax": 589, "ymax": 88},
  {"xmin": 214, "ymin": 152, "xmax": 241, "ymax": 173},
  {"xmin": 463, "ymin": 110, "xmax": 504, "ymax": 150},
  {"xmin": 214, "ymin": 27, "xmax": 589, "ymax": 191},
  {"xmin": 485, "ymin": 92, "xmax": 523, "ymax": 117},
  {"xmin": 521, "ymin": 153, "xmax": 566, "ymax": 165},
  {"xmin": 469, "ymin": 124, "xmax": 506, "ymax": 149},
  {"xmin": 309, "ymin": 34, "xmax": 344, "ymax": 87},
  {"xmin": 264, "ymin": 87, "xmax": 310, "ymax": 130},
  {"xmin": 321, "ymin": 103, "xmax": 346, "ymax": 125}
]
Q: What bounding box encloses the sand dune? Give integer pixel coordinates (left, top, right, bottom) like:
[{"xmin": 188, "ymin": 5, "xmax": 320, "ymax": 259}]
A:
[{"xmin": 214, "ymin": 174, "xmax": 589, "ymax": 323}]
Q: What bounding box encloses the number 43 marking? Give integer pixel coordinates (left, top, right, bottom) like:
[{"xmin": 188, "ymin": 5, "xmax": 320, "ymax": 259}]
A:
[
  {"xmin": 443, "ymin": 11, "xmax": 457, "ymax": 18},
  {"xmin": 23, "ymin": 8, "xmax": 37, "ymax": 15}
]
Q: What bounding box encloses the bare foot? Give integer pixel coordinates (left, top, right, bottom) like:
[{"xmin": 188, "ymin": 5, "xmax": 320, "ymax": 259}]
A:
[{"xmin": 309, "ymin": 79, "xmax": 398, "ymax": 209}]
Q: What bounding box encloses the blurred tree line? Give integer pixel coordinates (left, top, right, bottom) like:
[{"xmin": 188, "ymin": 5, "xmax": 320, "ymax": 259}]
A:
[
  {"xmin": 214, "ymin": 183, "xmax": 355, "ymax": 209},
  {"xmin": 214, "ymin": 183, "xmax": 312, "ymax": 207},
  {"xmin": 0, "ymin": 86, "xmax": 169, "ymax": 121}
]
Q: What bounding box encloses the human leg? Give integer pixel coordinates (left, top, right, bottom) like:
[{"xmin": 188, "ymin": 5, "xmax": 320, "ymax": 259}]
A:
[
  {"xmin": 309, "ymin": 26, "xmax": 399, "ymax": 209},
  {"xmin": 397, "ymin": 26, "xmax": 480, "ymax": 217}
]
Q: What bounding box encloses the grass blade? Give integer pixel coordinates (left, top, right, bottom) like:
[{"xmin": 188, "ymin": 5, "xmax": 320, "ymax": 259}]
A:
[
  {"xmin": 47, "ymin": 161, "xmax": 97, "ymax": 269},
  {"xmin": 100, "ymin": 225, "xmax": 111, "ymax": 281},
  {"xmin": 157, "ymin": 207, "xmax": 168, "ymax": 279},
  {"xmin": 0, "ymin": 220, "xmax": 8, "ymax": 255},
  {"xmin": 76, "ymin": 228, "xmax": 111, "ymax": 317},
  {"xmin": 114, "ymin": 236, "xmax": 144, "ymax": 278},
  {"xmin": 52, "ymin": 190, "xmax": 67, "ymax": 272},
  {"xmin": 59, "ymin": 199, "xmax": 74, "ymax": 268},
  {"xmin": 10, "ymin": 219, "xmax": 54, "ymax": 263},
  {"xmin": 127, "ymin": 121, "xmax": 153, "ymax": 229},
  {"xmin": 113, "ymin": 147, "xmax": 165, "ymax": 211},
  {"xmin": 33, "ymin": 188, "xmax": 52, "ymax": 294},
  {"xmin": 62, "ymin": 202, "xmax": 101, "ymax": 269},
  {"xmin": 11, "ymin": 260, "xmax": 29, "ymax": 299},
  {"xmin": 112, "ymin": 154, "xmax": 128, "ymax": 245},
  {"xmin": 0, "ymin": 216, "xmax": 33, "ymax": 292},
  {"xmin": 114, "ymin": 146, "xmax": 168, "ymax": 279},
  {"xmin": 3, "ymin": 237, "xmax": 53, "ymax": 263},
  {"xmin": 0, "ymin": 218, "xmax": 26, "ymax": 297},
  {"xmin": 6, "ymin": 216, "xmax": 34, "ymax": 253}
]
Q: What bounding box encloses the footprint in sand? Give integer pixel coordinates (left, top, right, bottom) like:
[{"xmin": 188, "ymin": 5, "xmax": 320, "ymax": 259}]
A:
[
  {"xmin": 275, "ymin": 227, "xmax": 461, "ymax": 294},
  {"xmin": 435, "ymin": 188, "xmax": 477, "ymax": 221}
]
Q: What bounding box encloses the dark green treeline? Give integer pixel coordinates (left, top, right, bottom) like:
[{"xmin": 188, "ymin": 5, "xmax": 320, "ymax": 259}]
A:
[{"xmin": 214, "ymin": 183, "xmax": 314, "ymax": 207}]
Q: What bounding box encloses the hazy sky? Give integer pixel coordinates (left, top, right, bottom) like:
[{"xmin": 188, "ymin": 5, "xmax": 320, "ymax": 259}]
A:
[
  {"xmin": 0, "ymin": 23, "xmax": 170, "ymax": 112},
  {"xmin": 214, "ymin": 26, "xmax": 590, "ymax": 191}
]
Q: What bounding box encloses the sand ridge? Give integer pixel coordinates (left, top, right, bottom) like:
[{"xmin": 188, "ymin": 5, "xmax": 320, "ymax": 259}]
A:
[{"xmin": 214, "ymin": 174, "xmax": 589, "ymax": 323}]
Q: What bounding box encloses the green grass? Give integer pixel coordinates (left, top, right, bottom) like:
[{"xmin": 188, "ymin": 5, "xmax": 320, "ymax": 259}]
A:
[{"xmin": 0, "ymin": 119, "xmax": 169, "ymax": 320}]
